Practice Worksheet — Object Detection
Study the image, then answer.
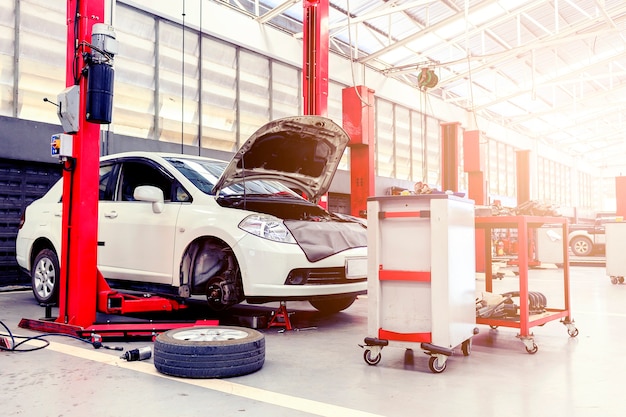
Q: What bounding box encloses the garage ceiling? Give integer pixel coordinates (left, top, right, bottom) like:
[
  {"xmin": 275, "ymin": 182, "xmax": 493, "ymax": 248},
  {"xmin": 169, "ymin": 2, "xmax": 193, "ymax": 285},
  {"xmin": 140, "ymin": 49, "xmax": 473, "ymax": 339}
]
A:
[{"xmin": 219, "ymin": 0, "xmax": 626, "ymax": 172}]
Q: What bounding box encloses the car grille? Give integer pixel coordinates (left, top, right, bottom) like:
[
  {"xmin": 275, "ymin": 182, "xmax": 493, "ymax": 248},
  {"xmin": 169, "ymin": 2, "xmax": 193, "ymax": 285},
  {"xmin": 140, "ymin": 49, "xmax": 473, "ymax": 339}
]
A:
[{"xmin": 285, "ymin": 267, "xmax": 367, "ymax": 285}]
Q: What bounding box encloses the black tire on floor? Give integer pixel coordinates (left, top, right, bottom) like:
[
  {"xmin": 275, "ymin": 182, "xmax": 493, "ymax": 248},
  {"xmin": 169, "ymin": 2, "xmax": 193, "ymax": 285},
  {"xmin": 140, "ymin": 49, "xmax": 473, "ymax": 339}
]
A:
[{"xmin": 153, "ymin": 326, "xmax": 265, "ymax": 379}]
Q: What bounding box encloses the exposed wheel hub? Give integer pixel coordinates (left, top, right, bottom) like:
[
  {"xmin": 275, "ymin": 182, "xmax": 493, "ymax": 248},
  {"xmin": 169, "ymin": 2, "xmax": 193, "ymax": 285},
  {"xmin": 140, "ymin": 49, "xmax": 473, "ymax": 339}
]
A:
[{"xmin": 206, "ymin": 277, "xmax": 236, "ymax": 311}]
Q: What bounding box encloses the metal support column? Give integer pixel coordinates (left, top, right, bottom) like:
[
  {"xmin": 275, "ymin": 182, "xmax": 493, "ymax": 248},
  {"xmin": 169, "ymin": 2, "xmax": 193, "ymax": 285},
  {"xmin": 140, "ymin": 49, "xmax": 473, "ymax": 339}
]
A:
[
  {"xmin": 302, "ymin": 0, "xmax": 329, "ymax": 117},
  {"xmin": 615, "ymin": 176, "xmax": 626, "ymax": 218},
  {"xmin": 57, "ymin": 0, "xmax": 104, "ymax": 327},
  {"xmin": 342, "ymin": 86, "xmax": 375, "ymax": 218},
  {"xmin": 441, "ymin": 122, "xmax": 460, "ymax": 192},
  {"xmin": 463, "ymin": 129, "xmax": 486, "ymax": 272}
]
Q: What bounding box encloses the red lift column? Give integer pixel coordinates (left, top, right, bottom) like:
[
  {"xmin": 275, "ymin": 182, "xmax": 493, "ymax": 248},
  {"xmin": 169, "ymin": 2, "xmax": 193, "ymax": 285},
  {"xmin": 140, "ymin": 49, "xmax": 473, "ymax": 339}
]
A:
[
  {"xmin": 342, "ymin": 86, "xmax": 375, "ymax": 218},
  {"xmin": 56, "ymin": 0, "xmax": 104, "ymax": 327},
  {"xmin": 463, "ymin": 129, "xmax": 487, "ymax": 272},
  {"xmin": 302, "ymin": 0, "xmax": 329, "ymax": 117},
  {"xmin": 19, "ymin": 1, "xmax": 202, "ymax": 339},
  {"xmin": 441, "ymin": 122, "xmax": 460, "ymax": 193},
  {"xmin": 302, "ymin": 0, "xmax": 329, "ymax": 209},
  {"xmin": 615, "ymin": 177, "xmax": 626, "ymax": 219},
  {"xmin": 266, "ymin": 0, "xmax": 331, "ymax": 331}
]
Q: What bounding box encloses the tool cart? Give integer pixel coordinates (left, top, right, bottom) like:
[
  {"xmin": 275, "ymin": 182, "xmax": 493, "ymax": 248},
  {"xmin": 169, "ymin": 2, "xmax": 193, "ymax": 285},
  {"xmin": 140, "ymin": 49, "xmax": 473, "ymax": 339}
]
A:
[
  {"xmin": 361, "ymin": 194, "xmax": 478, "ymax": 373},
  {"xmin": 605, "ymin": 221, "xmax": 626, "ymax": 284},
  {"xmin": 474, "ymin": 215, "xmax": 578, "ymax": 353}
]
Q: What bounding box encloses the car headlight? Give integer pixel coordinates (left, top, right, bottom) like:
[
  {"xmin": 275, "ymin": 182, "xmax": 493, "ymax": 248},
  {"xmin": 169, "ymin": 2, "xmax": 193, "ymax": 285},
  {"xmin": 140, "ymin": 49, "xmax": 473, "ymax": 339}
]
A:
[{"xmin": 238, "ymin": 214, "xmax": 296, "ymax": 244}]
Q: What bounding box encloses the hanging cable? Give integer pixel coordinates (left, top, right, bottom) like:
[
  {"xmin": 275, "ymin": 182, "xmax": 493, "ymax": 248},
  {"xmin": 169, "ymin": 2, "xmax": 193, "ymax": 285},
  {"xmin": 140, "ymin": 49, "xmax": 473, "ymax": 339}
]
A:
[
  {"xmin": 198, "ymin": 0, "xmax": 203, "ymax": 156},
  {"xmin": 180, "ymin": 0, "xmax": 186, "ymax": 153},
  {"xmin": 345, "ymin": 0, "xmax": 371, "ymax": 107},
  {"xmin": 464, "ymin": 0, "xmax": 480, "ymax": 133},
  {"xmin": 419, "ymin": 89, "xmax": 427, "ymax": 182},
  {"xmin": 0, "ymin": 319, "xmax": 122, "ymax": 352}
]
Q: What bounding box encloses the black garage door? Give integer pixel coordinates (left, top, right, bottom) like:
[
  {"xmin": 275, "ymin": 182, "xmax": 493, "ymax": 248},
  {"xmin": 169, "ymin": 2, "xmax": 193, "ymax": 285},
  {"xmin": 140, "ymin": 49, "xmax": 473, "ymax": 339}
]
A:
[{"xmin": 0, "ymin": 159, "xmax": 61, "ymax": 288}]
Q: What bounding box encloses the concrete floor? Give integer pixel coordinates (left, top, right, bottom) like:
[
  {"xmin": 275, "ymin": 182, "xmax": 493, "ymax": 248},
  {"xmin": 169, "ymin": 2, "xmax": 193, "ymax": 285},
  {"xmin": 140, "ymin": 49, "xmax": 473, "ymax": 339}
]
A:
[{"xmin": 2, "ymin": 264, "xmax": 625, "ymax": 417}]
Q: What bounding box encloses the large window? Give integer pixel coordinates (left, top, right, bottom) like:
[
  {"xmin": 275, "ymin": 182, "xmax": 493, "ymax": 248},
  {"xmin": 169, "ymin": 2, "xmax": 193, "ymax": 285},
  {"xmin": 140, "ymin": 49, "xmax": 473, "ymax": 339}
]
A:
[
  {"xmin": 395, "ymin": 106, "xmax": 411, "ymax": 181},
  {"xmin": 411, "ymin": 112, "xmax": 425, "ymax": 182},
  {"xmin": 327, "ymin": 81, "xmax": 349, "ymax": 171},
  {"xmin": 272, "ymin": 61, "xmax": 300, "ymax": 120},
  {"xmin": 238, "ymin": 50, "xmax": 270, "ymax": 144},
  {"xmin": 113, "ymin": 11, "xmax": 156, "ymax": 138},
  {"xmin": 200, "ymin": 36, "xmax": 237, "ymax": 152},
  {"xmin": 375, "ymin": 99, "xmax": 394, "ymax": 177},
  {"xmin": 157, "ymin": 22, "xmax": 200, "ymax": 146},
  {"xmin": 486, "ymin": 140, "xmax": 517, "ymax": 204},
  {"xmin": 536, "ymin": 156, "xmax": 574, "ymax": 207},
  {"xmin": 425, "ymin": 115, "xmax": 440, "ymax": 186},
  {"xmin": 15, "ymin": 0, "xmax": 65, "ymax": 124},
  {"xmin": 0, "ymin": 0, "xmax": 15, "ymax": 116}
]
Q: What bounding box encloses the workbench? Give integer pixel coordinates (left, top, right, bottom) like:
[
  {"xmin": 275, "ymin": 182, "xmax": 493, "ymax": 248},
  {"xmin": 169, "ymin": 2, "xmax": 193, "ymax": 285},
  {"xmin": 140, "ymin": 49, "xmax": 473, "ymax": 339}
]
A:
[{"xmin": 474, "ymin": 215, "xmax": 578, "ymax": 353}]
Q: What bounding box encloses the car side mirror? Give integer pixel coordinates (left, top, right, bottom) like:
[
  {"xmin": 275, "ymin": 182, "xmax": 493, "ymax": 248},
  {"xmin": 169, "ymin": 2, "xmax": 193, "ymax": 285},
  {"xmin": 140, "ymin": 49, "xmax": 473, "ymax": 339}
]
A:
[{"xmin": 134, "ymin": 185, "xmax": 164, "ymax": 213}]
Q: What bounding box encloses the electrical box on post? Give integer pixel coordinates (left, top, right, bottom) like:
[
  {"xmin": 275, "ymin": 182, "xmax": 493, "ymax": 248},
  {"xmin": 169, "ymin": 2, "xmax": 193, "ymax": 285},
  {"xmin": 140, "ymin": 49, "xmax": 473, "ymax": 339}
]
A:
[
  {"xmin": 51, "ymin": 133, "xmax": 73, "ymax": 159},
  {"xmin": 57, "ymin": 86, "xmax": 80, "ymax": 133}
]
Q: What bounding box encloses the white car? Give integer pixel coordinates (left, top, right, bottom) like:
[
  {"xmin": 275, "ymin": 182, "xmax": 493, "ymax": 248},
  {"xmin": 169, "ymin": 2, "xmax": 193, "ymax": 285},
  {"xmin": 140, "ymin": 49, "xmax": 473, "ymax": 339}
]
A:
[{"xmin": 15, "ymin": 115, "xmax": 368, "ymax": 313}]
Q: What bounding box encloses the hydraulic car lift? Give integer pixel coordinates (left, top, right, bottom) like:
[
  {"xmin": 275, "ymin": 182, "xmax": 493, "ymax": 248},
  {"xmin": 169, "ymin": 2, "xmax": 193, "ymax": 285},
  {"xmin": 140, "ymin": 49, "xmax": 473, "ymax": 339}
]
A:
[
  {"xmin": 20, "ymin": 0, "xmax": 351, "ymax": 337},
  {"xmin": 19, "ymin": 0, "xmax": 215, "ymax": 339}
]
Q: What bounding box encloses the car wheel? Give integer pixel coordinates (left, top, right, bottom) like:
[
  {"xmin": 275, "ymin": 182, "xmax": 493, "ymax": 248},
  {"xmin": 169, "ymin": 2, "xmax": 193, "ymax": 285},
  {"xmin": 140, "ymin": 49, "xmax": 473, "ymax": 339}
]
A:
[
  {"xmin": 570, "ymin": 236, "xmax": 592, "ymax": 256},
  {"xmin": 309, "ymin": 294, "xmax": 357, "ymax": 314},
  {"xmin": 31, "ymin": 248, "xmax": 60, "ymax": 304},
  {"xmin": 153, "ymin": 326, "xmax": 265, "ymax": 379}
]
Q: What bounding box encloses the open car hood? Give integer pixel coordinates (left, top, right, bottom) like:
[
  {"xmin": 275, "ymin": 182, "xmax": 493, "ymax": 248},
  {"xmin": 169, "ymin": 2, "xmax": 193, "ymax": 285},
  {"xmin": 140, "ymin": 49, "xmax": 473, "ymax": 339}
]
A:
[{"xmin": 213, "ymin": 115, "xmax": 350, "ymax": 203}]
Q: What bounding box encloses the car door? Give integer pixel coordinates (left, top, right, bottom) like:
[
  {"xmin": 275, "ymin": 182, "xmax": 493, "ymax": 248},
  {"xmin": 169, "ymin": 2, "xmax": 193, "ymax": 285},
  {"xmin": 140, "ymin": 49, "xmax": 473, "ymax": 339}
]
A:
[{"xmin": 97, "ymin": 158, "xmax": 182, "ymax": 284}]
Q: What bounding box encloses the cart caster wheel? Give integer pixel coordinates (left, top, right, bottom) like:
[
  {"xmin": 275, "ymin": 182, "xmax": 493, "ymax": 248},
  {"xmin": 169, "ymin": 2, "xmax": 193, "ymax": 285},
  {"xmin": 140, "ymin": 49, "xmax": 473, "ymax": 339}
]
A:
[
  {"xmin": 525, "ymin": 343, "xmax": 538, "ymax": 354},
  {"xmin": 620, "ymin": 277, "xmax": 625, "ymax": 284},
  {"xmin": 428, "ymin": 356, "xmax": 447, "ymax": 373},
  {"xmin": 461, "ymin": 339, "xmax": 472, "ymax": 356},
  {"xmin": 568, "ymin": 328, "xmax": 579, "ymax": 337},
  {"xmin": 489, "ymin": 325, "xmax": 498, "ymax": 330},
  {"xmin": 363, "ymin": 349, "xmax": 381, "ymax": 366},
  {"xmin": 611, "ymin": 276, "xmax": 618, "ymax": 285}
]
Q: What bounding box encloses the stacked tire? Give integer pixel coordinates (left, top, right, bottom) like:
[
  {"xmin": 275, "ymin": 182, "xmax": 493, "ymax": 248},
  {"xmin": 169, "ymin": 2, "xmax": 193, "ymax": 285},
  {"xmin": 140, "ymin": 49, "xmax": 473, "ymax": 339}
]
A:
[{"xmin": 154, "ymin": 326, "xmax": 265, "ymax": 378}]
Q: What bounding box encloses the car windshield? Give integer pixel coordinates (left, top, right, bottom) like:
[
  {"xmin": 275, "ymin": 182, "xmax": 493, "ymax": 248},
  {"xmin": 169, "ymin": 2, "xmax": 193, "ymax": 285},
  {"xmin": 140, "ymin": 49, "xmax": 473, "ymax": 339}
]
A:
[{"xmin": 165, "ymin": 156, "xmax": 303, "ymax": 198}]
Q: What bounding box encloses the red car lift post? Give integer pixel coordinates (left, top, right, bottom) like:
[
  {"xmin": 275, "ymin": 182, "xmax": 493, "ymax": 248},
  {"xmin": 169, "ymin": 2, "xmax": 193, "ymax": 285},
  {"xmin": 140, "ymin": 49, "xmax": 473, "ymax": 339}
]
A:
[
  {"xmin": 264, "ymin": 0, "xmax": 331, "ymax": 331},
  {"xmin": 342, "ymin": 85, "xmax": 375, "ymax": 219},
  {"xmin": 303, "ymin": 0, "xmax": 329, "ymax": 117},
  {"xmin": 19, "ymin": 0, "xmax": 215, "ymax": 339}
]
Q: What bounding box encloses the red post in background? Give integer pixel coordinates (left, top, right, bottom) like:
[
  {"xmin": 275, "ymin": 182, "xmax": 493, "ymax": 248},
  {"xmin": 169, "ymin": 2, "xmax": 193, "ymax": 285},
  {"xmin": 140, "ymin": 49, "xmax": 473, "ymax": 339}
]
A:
[
  {"xmin": 57, "ymin": 0, "xmax": 104, "ymax": 326},
  {"xmin": 302, "ymin": 0, "xmax": 329, "ymax": 117},
  {"xmin": 463, "ymin": 130, "xmax": 486, "ymax": 205},
  {"xmin": 441, "ymin": 122, "xmax": 460, "ymax": 192},
  {"xmin": 342, "ymin": 86, "xmax": 375, "ymax": 218},
  {"xmin": 463, "ymin": 129, "xmax": 486, "ymax": 272}
]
